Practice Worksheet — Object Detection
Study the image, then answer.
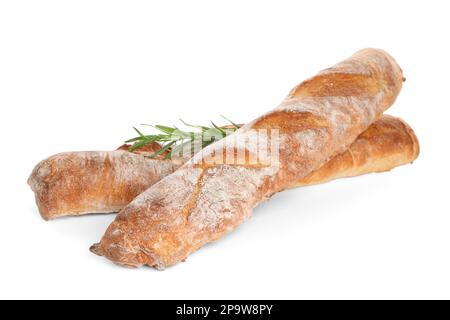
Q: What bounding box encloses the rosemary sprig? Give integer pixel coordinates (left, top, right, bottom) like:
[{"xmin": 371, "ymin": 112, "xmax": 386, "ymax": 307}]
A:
[{"xmin": 126, "ymin": 116, "xmax": 241, "ymax": 159}]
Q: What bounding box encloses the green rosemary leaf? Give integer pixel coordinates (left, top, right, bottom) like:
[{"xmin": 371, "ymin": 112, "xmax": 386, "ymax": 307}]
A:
[
  {"xmin": 210, "ymin": 121, "xmax": 227, "ymax": 136},
  {"xmin": 179, "ymin": 119, "xmax": 210, "ymax": 131},
  {"xmin": 125, "ymin": 136, "xmax": 142, "ymax": 143},
  {"xmin": 133, "ymin": 127, "xmax": 145, "ymax": 137},
  {"xmin": 220, "ymin": 115, "xmax": 241, "ymax": 129},
  {"xmin": 171, "ymin": 128, "xmax": 191, "ymax": 139},
  {"xmin": 154, "ymin": 125, "xmax": 177, "ymax": 135},
  {"xmin": 126, "ymin": 134, "xmax": 156, "ymax": 143},
  {"xmin": 126, "ymin": 134, "xmax": 162, "ymax": 144},
  {"xmin": 148, "ymin": 141, "xmax": 176, "ymax": 158},
  {"xmin": 130, "ymin": 139, "xmax": 153, "ymax": 151}
]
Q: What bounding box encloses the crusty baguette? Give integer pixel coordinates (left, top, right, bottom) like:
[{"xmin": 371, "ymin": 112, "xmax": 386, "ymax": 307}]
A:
[
  {"xmin": 90, "ymin": 48, "xmax": 405, "ymax": 269},
  {"xmin": 292, "ymin": 114, "xmax": 419, "ymax": 187},
  {"xmin": 28, "ymin": 115, "xmax": 419, "ymax": 220},
  {"xmin": 27, "ymin": 143, "xmax": 181, "ymax": 220}
]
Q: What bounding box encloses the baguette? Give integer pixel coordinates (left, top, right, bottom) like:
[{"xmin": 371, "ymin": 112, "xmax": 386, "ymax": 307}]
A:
[
  {"xmin": 292, "ymin": 114, "xmax": 419, "ymax": 187},
  {"xmin": 91, "ymin": 48, "xmax": 405, "ymax": 269},
  {"xmin": 28, "ymin": 115, "xmax": 419, "ymax": 220},
  {"xmin": 28, "ymin": 143, "xmax": 181, "ymax": 220}
]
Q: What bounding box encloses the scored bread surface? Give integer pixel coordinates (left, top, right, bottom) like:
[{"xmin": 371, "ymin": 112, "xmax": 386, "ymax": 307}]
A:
[{"xmin": 91, "ymin": 49, "xmax": 405, "ymax": 269}]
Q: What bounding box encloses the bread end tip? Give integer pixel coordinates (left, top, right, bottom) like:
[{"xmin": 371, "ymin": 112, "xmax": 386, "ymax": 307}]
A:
[{"xmin": 90, "ymin": 243, "xmax": 102, "ymax": 256}]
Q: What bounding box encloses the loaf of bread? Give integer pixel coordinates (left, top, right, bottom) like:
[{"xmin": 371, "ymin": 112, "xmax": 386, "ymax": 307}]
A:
[
  {"xmin": 27, "ymin": 143, "xmax": 181, "ymax": 220},
  {"xmin": 90, "ymin": 48, "xmax": 405, "ymax": 269},
  {"xmin": 291, "ymin": 115, "xmax": 419, "ymax": 187},
  {"xmin": 28, "ymin": 115, "xmax": 419, "ymax": 220}
]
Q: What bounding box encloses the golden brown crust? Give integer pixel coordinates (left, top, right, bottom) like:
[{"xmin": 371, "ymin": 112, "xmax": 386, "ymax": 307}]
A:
[
  {"xmin": 292, "ymin": 115, "xmax": 419, "ymax": 187},
  {"xmin": 91, "ymin": 49, "xmax": 406, "ymax": 269},
  {"xmin": 27, "ymin": 151, "xmax": 180, "ymax": 220},
  {"xmin": 28, "ymin": 116, "xmax": 419, "ymax": 220}
]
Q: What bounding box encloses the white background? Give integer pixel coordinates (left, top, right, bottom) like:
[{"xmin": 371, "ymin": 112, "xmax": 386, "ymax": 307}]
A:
[{"xmin": 0, "ymin": 0, "xmax": 449, "ymax": 300}]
